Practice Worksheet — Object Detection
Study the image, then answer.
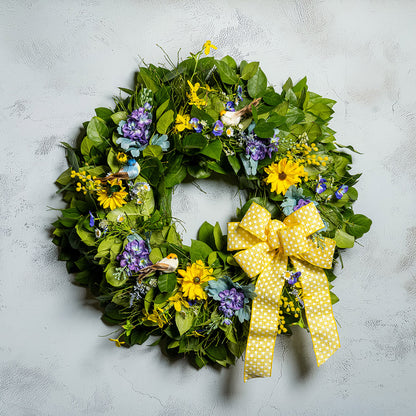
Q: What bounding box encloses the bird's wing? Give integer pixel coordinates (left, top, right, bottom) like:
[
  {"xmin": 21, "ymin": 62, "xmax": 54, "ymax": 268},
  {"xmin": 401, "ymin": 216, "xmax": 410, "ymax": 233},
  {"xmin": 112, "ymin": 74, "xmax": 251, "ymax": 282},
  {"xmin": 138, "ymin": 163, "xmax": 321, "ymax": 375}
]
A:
[{"xmin": 151, "ymin": 262, "xmax": 171, "ymax": 271}]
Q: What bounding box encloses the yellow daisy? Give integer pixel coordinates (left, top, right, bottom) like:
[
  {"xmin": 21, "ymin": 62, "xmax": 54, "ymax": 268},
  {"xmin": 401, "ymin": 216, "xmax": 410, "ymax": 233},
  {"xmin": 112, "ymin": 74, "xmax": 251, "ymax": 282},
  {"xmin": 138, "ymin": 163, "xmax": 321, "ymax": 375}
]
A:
[
  {"xmin": 96, "ymin": 178, "xmax": 128, "ymax": 211},
  {"xmin": 177, "ymin": 260, "xmax": 214, "ymax": 300},
  {"xmin": 264, "ymin": 158, "xmax": 305, "ymax": 195}
]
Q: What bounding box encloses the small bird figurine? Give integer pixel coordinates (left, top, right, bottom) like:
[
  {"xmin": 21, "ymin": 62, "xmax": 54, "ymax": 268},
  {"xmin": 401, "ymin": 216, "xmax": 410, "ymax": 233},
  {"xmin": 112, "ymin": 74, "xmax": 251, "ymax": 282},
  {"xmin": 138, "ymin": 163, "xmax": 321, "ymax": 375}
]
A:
[
  {"xmin": 98, "ymin": 159, "xmax": 140, "ymax": 183},
  {"xmin": 137, "ymin": 253, "xmax": 179, "ymax": 281},
  {"xmin": 220, "ymin": 97, "xmax": 262, "ymax": 126}
]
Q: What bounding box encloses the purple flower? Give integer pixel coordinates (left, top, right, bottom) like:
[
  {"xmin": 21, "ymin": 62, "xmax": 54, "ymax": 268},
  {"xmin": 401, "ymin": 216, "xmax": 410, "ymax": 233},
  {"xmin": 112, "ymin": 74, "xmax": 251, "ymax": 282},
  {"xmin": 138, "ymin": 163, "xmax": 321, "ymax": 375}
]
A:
[
  {"xmin": 316, "ymin": 177, "xmax": 327, "ymax": 194},
  {"xmin": 225, "ymin": 101, "xmax": 235, "ymax": 112},
  {"xmin": 287, "ymin": 271, "xmax": 301, "ymax": 285},
  {"xmin": 116, "ymin": 105, "xmax": 153, "ymax": 156},
  {"xmin": 218, "ymin": 288, "xmax": 245, "ymax": 318},
  {"xmin": 246, "ymin": 138, "xmax": 267, "ymax": 161},
  {"xmin": 222, "ymin": 318, "xmax": 232, "ymax": 326},
  {"xmin": 117, "ymin": 239, "xmax": 152, "ymax": 276},
  {"xmin": 267, "ymin": 130, "xmax": 279, "ymax": 157},
  {"xmin": 293, "ymin": 198, "xmax": 311, "ymax": 211},
  {"xmin": 335, "ymin": 184, "xmax": 349, "ymax": 200},
  {"xmin": 190, "ymin": 117, "xmax": 203, "ymax": 133},
  {"xmin": 212, "ymin": 120, "xmax": 224, "ymax": 136},
  {"xmin": 88, "ymin": 211, "xmax": 94, "ymax": 228},
  {"xmin": 236, "ymin": 85, "xmax": 243, "ymax": 103}
]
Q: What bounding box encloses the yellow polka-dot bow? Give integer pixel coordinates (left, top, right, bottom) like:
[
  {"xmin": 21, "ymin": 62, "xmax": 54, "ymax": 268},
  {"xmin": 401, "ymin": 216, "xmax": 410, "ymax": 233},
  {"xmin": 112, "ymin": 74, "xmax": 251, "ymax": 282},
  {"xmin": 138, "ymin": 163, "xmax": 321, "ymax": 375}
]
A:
[{"xmin": 227, "ymin": 202, "xmax": 340, "ymax": 382}]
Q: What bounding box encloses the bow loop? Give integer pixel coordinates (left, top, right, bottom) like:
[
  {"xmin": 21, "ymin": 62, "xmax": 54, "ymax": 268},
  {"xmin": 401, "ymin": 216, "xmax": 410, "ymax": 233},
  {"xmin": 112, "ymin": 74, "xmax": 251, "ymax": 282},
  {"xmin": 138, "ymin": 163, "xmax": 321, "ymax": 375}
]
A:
[{"xmin": 239, "ymin": 202, "xmax": 271, "ymax": 241}]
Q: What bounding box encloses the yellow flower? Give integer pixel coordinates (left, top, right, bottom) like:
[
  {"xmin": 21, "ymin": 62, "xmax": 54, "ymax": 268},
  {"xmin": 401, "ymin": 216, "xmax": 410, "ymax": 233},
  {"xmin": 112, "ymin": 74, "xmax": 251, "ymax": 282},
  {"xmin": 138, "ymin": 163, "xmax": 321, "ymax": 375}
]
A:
[
  {"xmin": 264, "ymin": 158, "xmax": 305, "ymax": 195},
  {"xmin": 177, "ymin": 260, "xmax": 214, "ymax": 300},
  {"xmin": 168, "ymin": 292, "xmax": 189, "ymax": 312},
  {"xmin": 203, "ymin": 40, "xmax": 217, "ymax": 55},
  {"xmin": 117, "ymin": 152, "xmax": 128, "ymax": 163},
  {"xmin": 175, "ymin": 113, "xmax": 192, "ymax": 132},
  {"xmin": 109, "ymin": 338, "xmax": 125, "ymax": 347},
  {"xmin": 96, "ymin": 178, "xmax": 128, "ymax": 211},
  {"xmin": 145, "ymin": 308, "xmax": 167, "ymax": 328},
  {"xmin": 187, "ymin": 80, "xmax": 206, "ymax": 109}
]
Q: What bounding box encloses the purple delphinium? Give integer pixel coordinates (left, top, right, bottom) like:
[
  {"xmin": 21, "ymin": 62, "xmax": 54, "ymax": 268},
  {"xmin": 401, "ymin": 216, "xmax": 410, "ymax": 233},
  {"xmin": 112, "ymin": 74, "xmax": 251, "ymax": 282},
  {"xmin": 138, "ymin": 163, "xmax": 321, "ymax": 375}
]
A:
[
  {"xmin": 218, "ymin": 288, "xmax": 245, "ymax": 318},
  {"xmin": 117, "ymin": 239, "xmax": 152, "ymax": 276},
  {"xmin": 212, "ymin": 120, "xmax": 224, "ymax": 136},
  {"xmin": 335, "ymin": 184, "xmax": 349, "ymax": 200},
  {"xmin": 225, "ymin": 101, "xmax": 235, "ymax": 112},
  {"xmin": 121, "ymin": 107, "xmax": 152, "ymax": 144},
  {"xmin": 293, "ymin": 198, "xmax": 311, "ymax": 211},
  {"xmin": 246, "ymin": 137, "xmax": 267, "ymax": 161},
  {"xmin": 316, "ymin": 177, "xmax": 327, "ymax": 194},
  {"xmin": 116, "ymin": 105, "xmax": 153, "ymax": 156}
]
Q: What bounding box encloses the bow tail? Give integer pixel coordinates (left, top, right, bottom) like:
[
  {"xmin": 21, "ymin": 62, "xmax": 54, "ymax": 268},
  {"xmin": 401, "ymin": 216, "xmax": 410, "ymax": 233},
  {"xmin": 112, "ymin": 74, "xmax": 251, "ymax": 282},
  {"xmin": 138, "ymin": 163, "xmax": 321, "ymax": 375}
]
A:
[
  {"xmin": 244, "ymin": 253, "xmax": 287, "ymax": 382},
  {"xmin": 291, "ymin": 258, "xmax": 341, "ymax": 366}
]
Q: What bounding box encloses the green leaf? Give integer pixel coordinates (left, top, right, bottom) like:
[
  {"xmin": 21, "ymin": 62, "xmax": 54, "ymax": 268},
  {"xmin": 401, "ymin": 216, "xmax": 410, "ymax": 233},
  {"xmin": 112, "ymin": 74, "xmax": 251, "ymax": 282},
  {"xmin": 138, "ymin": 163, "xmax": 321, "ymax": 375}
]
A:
[
  {"xmin": 345, "ymin": 214, "xmax": 372, "ymax": 238},
  {"xmin": 80, "ymin": 137, "xmax": 94, "ymax": 158},
  {"xmin": 213, "ymin": 222, "xmax": 223, "ymax": 250},
  {"xmin": 175, "ymin": 310, "xmax": 194, "ymax": 336},
  {"xmin": 165, "ymin": 165, "xmax": 187, "ymax": 188},
  {"xmin": 308, "ymin": 103, "xmax": 334, "ymax": 120},
  {"xmin": 241, "ymin": 61, "xmax": 259, "ymax": 80},
  {"xmin": 156, "ymin": 99, "xmax": 170, "ymax": 120},
  {"xmin": 199, "ymin": 139, "xmax": 222, "ymax": 160},
  {"xmin": 95, "ymin": 107, "xmax": 113, "ymax": 121},
  {"xmin": 206, "ymin": 344, "xmax": 227, "ymax": 361},
  {"xmin": 263, "ymin": 89, "xmax": 282, "ymax": 106},
  {"xmin": 139, "ymin": 67, "xmax": 159, "ymax": 92},
  {"xmin": 285, "ymin": 88, "xmax": 298, "ymax": 106},
  {"xmin": 221, "ymin": 55, "xmax": 237, "ymax": 70},
  {"xmin": 198, "ymin": 222, "xmax": 215, "ymax": 249},
  {"xmin": 56, "ymin": 168, "xmax": 72, "ymax": 186},
  {"xmin": 330, "ymin": 291, "xmax": 339, "ymax": 305},
  {"xmin": 105, "ymin": 263, "xmax": 127, "ymax": 287},
  {"xmin": 156, "ymin": 109, "xmax": 174, "ymax": 134},
  {"xmin": 187, "ymin": 165, "xmax": 211, "ymax": 179},
  {"xmin": 75, "ymin": 224, "xmax": 96, "ymax": 247},
  {"xmin": 107, "ymin": 148, "xmax": 121, "ymax": 173},
  {"xmin": 130, "ymin": 328, "xmax": 150, "ymax": 345},
  {"xmin": 247, "ymin": 68, "xmax": 267, "ymax": 98},
  {"xmin": 86, "ymin": 117, "xmax": 109, "ymax": 144},
  {"xmin": 334, "ymin": 229, "xmax": 355, "ymax": 248},
  {"xmin": 183, "ymin": 133, "xmax": 208, "ymax": 151},
  {"xmin": 144, "ymin": 288, "xmax": 155, "ymax": 313},
  {"xmin": 254, "ymin": 119, "xmax": 275, "ymax": 138},
  {"xmin": 190, "ymin": 239, "xmax": 213, "ymax": 262},
  {"xmin": 227, "ymin": 154, "xmax": 241, "ymax": 174},
  {"xmin": 215, "ymin": 59, "xmax": 238, "ymax": 84},
  {"xmin": 110, "ymin": 111, "xmax": 128, "ymax": 125},
  {"xmin": 143, "ymin": 145, "xmax": 163, "ymax": 160},
  {"xmin": 157, "ymin": 273, "xmax": 177, "ymax": 293},
  {"xmin": 205, "ymin": 160, "xmax": 226, "ymax": 174}
]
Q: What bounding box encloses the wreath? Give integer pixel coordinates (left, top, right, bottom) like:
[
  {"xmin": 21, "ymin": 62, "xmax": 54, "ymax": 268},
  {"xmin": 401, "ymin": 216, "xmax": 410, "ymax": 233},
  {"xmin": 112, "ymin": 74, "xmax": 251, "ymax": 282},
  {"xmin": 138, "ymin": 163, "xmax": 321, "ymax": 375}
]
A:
[{"xmin": 53, "ymin": 41, "xmax": 371, "ymax": 381}]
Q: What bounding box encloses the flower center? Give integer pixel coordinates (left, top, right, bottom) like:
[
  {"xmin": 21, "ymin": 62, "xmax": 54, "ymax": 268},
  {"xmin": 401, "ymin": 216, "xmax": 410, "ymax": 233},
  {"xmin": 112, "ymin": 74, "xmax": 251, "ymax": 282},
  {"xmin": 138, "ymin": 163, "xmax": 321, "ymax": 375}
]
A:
[
  {"xmin": 278, "ymin": 172, "xmax": 287, "ymax": 180},
  {"xmin": 193, "ymin": 277, "xmax": 200, "ymax": 284}
]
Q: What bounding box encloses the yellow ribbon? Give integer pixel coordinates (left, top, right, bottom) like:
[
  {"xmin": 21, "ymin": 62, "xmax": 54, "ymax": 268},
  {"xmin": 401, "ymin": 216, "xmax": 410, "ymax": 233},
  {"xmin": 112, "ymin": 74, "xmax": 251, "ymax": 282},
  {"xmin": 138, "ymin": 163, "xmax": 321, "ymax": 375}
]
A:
[{"xmin": 227, "ymin": 202, "xmax": 340, "ymax": 382}]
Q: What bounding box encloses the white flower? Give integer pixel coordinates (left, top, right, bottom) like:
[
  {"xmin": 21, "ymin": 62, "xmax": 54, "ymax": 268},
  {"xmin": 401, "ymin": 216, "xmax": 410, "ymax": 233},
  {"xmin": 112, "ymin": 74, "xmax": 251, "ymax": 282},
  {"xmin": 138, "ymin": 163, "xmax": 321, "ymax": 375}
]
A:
[
  {"xmin": 221, "ymin": 111, "xmax": 241, "ymax": 126},
  {"xmin": 95, "ymin": 228, "xmax": 102, "ymax": 238},
  {"xmin": 117, "ymin": 214, "xmax": 125, "ymax": 223},
  {"xmin": 226, "ymin": 127, "xmax": 234, "ymax": 137}
]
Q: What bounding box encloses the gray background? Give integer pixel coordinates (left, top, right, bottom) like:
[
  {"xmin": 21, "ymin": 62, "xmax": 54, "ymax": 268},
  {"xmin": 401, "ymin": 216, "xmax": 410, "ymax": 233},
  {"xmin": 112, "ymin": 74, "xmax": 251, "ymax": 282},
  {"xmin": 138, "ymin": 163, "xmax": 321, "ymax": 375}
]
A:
[{"xmin": 1, "ymin": 0, "xmax": 415, "ymax": 415}]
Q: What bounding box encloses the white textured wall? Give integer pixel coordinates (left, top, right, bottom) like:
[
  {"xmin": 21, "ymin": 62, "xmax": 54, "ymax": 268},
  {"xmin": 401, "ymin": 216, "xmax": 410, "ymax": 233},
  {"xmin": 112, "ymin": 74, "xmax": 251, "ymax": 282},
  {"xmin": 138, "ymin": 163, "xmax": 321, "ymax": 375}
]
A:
[{"xmin": 1, "ymin": 1, "xmax": 415, "ymax": 415}]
